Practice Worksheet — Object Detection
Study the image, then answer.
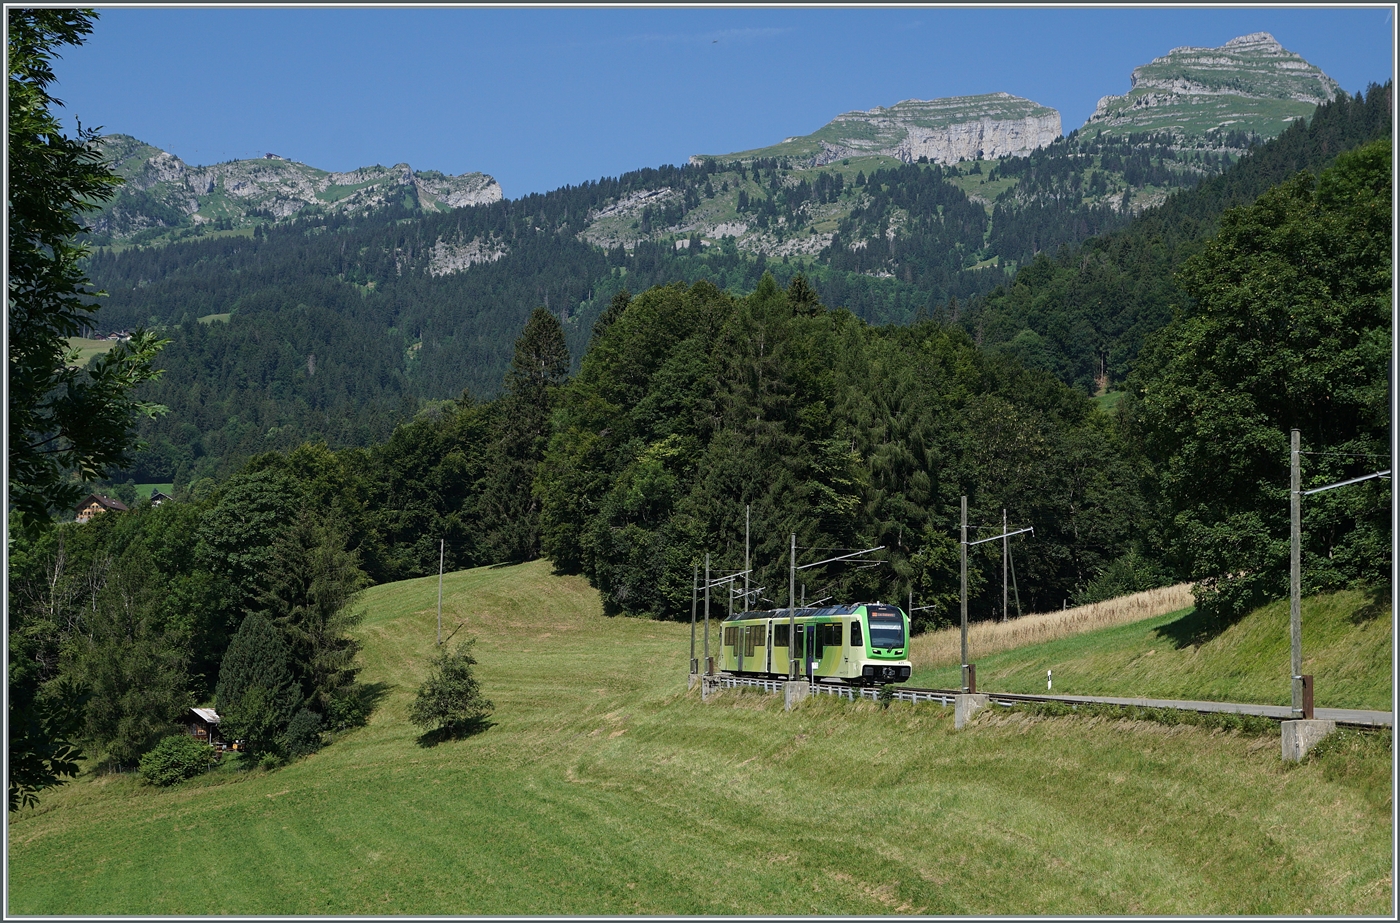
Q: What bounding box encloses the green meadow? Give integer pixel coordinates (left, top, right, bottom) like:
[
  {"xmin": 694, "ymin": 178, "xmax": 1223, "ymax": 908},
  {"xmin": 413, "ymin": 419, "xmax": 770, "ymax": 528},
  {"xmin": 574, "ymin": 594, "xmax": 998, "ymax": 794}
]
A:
[
  {"xmin": 6, "ymin": 562, "xmax": 1392, "ymax": 915},
  {"xmin": 910, "ymin": 589, "xmax": 1392, "ymax": 711},
  {"xmin": 64, "ymin": 337, "xmax": 117, "ymax": 366}
]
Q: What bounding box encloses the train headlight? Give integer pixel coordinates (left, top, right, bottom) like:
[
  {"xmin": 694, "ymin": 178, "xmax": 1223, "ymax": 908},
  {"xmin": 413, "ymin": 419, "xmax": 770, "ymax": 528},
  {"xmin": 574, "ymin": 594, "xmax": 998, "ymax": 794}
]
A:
[{"xmin": 862, "ymin": 666, "xmax": 873, "ymax": 677}]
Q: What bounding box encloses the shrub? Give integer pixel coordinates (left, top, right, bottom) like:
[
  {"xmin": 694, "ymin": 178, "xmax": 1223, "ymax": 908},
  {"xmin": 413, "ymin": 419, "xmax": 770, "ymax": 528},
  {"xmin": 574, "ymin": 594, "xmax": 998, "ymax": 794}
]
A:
[
  {"xmin": 138, "ymin": 734, "xmax": 214, "ymax": 786},
  {"xmin": 408, "ymin": 640, "xmax": 493, "ymax": 734},
  {"xmin": 280, "ymin": 708, "xmax": 323, "ymax": 758},
  {"xmin": 325, "ymin": 683, "xmax": 372, "ymax": 730},
  {"xmin": 1074, "ymin": 550, "xmax": 1170, "ymax": 606}
]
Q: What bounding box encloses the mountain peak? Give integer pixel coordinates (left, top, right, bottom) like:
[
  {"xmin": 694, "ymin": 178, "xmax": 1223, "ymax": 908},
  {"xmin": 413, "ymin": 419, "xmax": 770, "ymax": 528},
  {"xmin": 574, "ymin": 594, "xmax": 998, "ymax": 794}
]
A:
[
  {"xmin": 1223, "ymin": 31, "xmax": 1282, "ymax": 50},
  {"xmin": 1085, "ymin": 32, "xmax": 1341, "ymax": 145}
]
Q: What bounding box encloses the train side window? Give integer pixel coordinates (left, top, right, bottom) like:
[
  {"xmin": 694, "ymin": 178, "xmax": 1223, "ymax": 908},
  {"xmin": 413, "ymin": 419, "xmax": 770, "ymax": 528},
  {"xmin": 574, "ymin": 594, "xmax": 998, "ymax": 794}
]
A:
[
  {"xmin": 774, "ymin": 624, "xmax": 789, "ymax": 647},
  {"xmin": 850, "ymin": 620, "xmax": 862, "ymax": 648},
  {"xmin": 822, "ymin": 623, "xmax": 841, "ymax": 648}
]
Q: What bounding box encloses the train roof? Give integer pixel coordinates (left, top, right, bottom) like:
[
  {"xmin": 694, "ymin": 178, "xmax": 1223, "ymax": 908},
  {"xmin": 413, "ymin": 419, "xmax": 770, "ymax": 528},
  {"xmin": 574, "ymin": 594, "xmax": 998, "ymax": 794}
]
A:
[{"xmin": 721, "ymin": 603, "xmax": 903, "ymax": 622}]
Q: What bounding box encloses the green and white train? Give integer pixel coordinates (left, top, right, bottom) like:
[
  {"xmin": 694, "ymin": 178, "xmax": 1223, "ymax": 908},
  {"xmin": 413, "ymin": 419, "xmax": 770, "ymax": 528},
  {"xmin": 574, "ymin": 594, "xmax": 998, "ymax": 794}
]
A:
[{"xmin": 719, "ymin": 602, "xmax": 913, "ymax": 685}]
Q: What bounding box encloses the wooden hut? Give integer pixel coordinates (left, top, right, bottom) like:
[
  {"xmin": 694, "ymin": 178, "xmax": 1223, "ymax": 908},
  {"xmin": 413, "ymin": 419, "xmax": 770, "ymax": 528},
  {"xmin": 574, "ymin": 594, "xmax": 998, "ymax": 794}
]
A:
[{"xmin": 188, "ymin": 707, "xmax": 223, "ymax": 748}]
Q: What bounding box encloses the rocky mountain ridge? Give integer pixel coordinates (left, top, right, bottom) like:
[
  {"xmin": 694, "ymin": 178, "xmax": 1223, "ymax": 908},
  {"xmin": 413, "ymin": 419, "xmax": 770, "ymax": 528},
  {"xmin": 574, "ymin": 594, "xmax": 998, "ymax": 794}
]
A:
[
  {"xmin": 89, "ymin": 135, "xmax": 501, "ymax": 245},
  {"xmin": 697, "ymin": 92, "xmax": 1062, "ymax": 167},
  {"xmin": 88, "ymin": 32, "xmax": 1340, "ymax": 255}
]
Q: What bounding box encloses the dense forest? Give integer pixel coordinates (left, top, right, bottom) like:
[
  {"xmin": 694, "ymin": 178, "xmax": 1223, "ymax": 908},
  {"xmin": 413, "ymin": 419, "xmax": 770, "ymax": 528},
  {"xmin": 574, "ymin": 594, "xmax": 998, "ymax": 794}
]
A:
[
  {"xmin": 80, "ymin": 84, "xmax": 1389, "ymax": 488},
  {"xmin": 966, "ymin": 83, "xmax": 1392, "ymax": 392}
]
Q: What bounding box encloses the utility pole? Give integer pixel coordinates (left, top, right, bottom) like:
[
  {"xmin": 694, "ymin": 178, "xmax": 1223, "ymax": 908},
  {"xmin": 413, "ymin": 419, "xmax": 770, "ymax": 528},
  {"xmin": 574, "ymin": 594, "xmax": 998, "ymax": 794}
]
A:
[
  {"xmin": 437, "ymin": 539, "xmax": 444, "ymax": 645},
  {"xmin": 703, "ymin": 553, "xmax": 711, "ymax": 675},
  {"xmin": 1002, "ymin": 508, "xmax": 1008, "ymax": 623},
  {"xmin": 960, "ymin": 495, "xmax": 968, "ymax": 691},
  {"xmin": 690, "ymin": 563, "xmax": 698, "ymax": 674},
  {"xmin": 1009, "ymin": 539, "xmax": 1022, "ymax": 619},
  {"xmin": 789, "ymin": 533, "xmax": 797, "ymax": 679},
  {"xmin": 1285, "ymin": 440, "xmax": 1389, "ymax": 722},
  {"xmin": 745, "ymin": 504, "xmax": 750, "ymax": 610},
  {"xmin": 1290, "ymin": 429, "xmax": 1302, "ymax": 717}
]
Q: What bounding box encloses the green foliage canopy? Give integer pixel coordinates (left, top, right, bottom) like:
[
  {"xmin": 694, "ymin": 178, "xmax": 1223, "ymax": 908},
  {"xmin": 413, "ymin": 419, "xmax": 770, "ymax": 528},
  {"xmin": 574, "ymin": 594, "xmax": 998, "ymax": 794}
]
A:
[
  {"xmin": 1130, "ymin": 138, "xmax": 1392, "ymax": 623},
  {"xmin": 6, "ymin": 8, "xmax": 167, "ymax": 533},
  {"xmin": 255, "ymin": 511, "xmax": 369, "ymax": 724}
]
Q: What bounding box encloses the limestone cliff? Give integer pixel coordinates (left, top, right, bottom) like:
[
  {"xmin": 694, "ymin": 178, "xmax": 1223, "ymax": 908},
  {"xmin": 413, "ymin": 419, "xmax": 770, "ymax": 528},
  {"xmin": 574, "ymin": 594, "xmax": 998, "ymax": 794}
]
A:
[{"xmin": 695, "ymin": 93, "xmax": 1061, "ymax": 167}]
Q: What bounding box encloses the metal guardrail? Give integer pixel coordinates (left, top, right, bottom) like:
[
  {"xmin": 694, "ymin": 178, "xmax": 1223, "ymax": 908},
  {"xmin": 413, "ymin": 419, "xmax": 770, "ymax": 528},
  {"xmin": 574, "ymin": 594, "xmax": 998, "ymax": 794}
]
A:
[{"xmin": 698, "ymin": 674, "xmax": 1391, "ymax": 728}]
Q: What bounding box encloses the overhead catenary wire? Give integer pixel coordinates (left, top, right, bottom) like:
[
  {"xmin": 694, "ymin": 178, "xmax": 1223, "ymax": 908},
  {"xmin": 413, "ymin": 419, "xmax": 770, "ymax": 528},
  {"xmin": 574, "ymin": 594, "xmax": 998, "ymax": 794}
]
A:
[
  {"xmin": 1298, "ymin": 450, "xmax": 1391, "ymax": 458},
  {"xmin": 1302, "ymin": 470, "xmax": 1390, "ymax": 495}
]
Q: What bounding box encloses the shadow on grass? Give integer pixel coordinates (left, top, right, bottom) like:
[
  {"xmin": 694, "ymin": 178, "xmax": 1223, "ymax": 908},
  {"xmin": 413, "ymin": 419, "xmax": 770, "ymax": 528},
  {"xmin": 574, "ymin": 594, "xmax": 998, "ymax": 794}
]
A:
[
  {"xmin": 1349, "ymin": 584, "xmax": 1391, "ymax": 625},
  {"xmin": 334, "ymin": 682, "xmax": 393, "ymax": 730},
  {"xmin": 1152, "ymin": 605, "xmax": 1232, "ymax": 649},
  {"xmin": 415, "ymin": 719, "xmax": 494, "ymax": 748}
]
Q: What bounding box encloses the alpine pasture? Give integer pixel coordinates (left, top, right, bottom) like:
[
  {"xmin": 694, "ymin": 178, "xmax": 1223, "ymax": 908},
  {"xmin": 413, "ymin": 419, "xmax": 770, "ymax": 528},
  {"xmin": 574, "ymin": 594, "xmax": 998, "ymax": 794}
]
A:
[{"xmin": 5, "ymin": 561, "xmax": 1391, "ymax": 915}]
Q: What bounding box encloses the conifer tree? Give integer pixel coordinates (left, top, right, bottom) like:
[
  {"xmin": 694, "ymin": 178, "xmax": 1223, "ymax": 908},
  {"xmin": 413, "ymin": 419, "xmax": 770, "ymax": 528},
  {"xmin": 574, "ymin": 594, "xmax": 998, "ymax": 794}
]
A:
[
  {"xmin": 408, "ymin": 640, "xmax": 492, "ymax": 735},
  {"xmin": 215, "ymin": 613, "xmax": 301, "ymax": 759},
  {"xmin": 479, "ymin": 308, "xmax": 570, "ymax": 563},
  {"xmin": 255, "ymin": 512, "xmax": 368, "ymax": 725}
]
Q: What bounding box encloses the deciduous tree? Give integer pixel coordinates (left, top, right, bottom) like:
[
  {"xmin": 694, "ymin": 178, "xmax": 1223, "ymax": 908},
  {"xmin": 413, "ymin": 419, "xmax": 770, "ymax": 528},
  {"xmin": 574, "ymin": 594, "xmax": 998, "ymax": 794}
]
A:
[{"xmin": 7, "ymin": 8, "xmax": 167, "ymax": 534}]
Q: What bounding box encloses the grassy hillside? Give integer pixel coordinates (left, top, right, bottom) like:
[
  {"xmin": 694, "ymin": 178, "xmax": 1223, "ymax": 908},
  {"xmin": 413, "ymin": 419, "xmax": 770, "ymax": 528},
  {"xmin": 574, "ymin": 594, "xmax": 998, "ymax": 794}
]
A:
[
  {"xmin": 910, "ymin": 588, "xmax": 1392, "ymax": 711},
  {"xmin": 6, "ymin": 563, "xmax": 1391, "ymax": 915},
  {"xmin": 64, "ymin": 337, "xmax": 117, "ymax": 366}
]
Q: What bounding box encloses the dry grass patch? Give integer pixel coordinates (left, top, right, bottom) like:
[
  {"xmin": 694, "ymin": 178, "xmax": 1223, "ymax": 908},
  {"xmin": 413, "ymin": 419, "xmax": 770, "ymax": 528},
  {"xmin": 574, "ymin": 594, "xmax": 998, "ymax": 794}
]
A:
[{"xmin": 912, "ymin": 583, "xmax": 1194, "ymax": 669}]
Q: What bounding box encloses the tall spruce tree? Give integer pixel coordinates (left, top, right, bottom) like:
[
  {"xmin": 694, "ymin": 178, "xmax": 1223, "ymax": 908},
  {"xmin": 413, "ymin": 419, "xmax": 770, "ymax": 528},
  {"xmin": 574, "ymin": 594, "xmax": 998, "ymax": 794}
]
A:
[
  {"xmin": 255, "ymin": 512, "xmax": 368, "ymax": 726},
  {"xmin": 479, "ymin": 308, "xmax": 570, "ymax": 563},
  {"xmin": 214, "ymin": 613, "xmax": 301, "ymax": 759}
]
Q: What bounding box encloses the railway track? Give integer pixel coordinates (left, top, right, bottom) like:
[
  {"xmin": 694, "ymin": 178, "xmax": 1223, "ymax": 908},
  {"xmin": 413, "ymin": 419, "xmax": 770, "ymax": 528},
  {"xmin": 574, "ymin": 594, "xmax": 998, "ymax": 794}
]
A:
[{"xmin": 699, "ymin": 673, "xmax": 1393, "ymax": 728}]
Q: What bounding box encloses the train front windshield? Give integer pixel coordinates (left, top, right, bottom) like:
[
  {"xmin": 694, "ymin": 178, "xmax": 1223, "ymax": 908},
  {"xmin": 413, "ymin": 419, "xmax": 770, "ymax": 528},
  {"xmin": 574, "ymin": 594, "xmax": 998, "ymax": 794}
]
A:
[{"xmin": 867, "ymin": 608, "xmax": 905, "ymax": 649}]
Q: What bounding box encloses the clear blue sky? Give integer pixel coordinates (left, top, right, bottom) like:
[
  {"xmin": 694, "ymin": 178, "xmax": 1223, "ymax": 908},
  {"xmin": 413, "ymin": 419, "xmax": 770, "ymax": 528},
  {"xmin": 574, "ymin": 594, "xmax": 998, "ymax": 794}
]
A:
[{"xmin": 51, "ymin": 5, "xmax": 1395, "ymax": 199}]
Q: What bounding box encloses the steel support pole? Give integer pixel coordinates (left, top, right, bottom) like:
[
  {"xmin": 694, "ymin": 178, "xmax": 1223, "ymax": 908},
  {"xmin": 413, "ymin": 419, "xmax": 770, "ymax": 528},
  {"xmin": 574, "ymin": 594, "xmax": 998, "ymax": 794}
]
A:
[
  {"xmin": 437, "ymin": 538, "xmax": 444, "ymax": 645},
  {"xmin": 1290, "ymin": 429, "xmax": 1302, "ymax": 716},
  {"xmin": 704, "ymin": 553, "xmax": 711, "ymax": 674},
  {"xmin": 789, "ymin": 532, "xmax": 797, "ymax": 679},
  {"xmin": 745, "ymin": 504, "xmax": 750, "ymax": 610},
  {"xmin": 1002, "ymin": 508, "xmax": 1008, "ymax": 623},
  {"xmin": 1009, "ymin": 539, "xmax": 1022, "ymax": 619},
  {"xmin": 690, "ymin": 563, "xmax": 698, "ymax": 673},
  {"xmin": 960, "ymin": 495, "xmax": 969, "ymax": 691}
]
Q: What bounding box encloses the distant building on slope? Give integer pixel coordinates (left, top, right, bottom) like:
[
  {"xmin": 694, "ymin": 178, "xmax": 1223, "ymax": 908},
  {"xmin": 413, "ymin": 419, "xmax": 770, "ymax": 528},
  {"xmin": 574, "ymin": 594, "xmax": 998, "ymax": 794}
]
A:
[{"xmin": 74, "ymin": 493, "xmax": 128, "ymax": 523}]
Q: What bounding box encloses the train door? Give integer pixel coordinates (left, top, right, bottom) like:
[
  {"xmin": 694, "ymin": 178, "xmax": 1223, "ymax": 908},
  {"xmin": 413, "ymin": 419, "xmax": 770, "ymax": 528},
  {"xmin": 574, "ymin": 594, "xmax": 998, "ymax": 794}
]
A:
[
  {"xmin": 765, "ymin": 621, "xmax": 773, "ymax": 673},
  {"xmin": 738, "ymin": 626, "xmax": 746, "ymax": 672},
  {"xmin": 805, "ymin": 624, "xmax": 816, "ymax": 680}
]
